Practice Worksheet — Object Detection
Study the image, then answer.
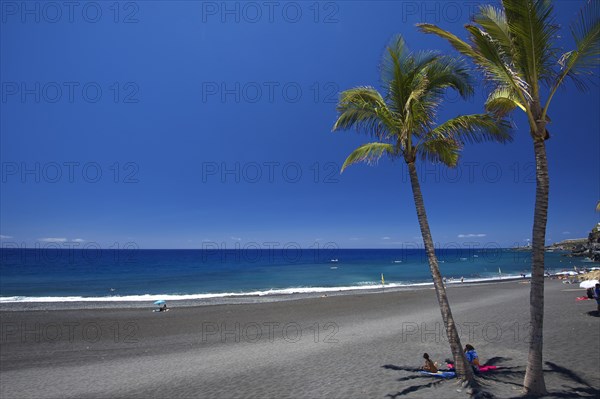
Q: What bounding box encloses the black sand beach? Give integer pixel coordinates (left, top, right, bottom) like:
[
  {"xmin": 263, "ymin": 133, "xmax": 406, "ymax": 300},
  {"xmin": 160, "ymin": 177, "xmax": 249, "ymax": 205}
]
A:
[{"xmin": 1, "ymin": 280, "xmax": 599, "ymax": 398}]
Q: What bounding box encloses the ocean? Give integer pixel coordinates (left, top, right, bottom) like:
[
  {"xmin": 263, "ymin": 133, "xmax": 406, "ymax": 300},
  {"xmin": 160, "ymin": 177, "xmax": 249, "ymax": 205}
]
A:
[{"xmin": 0, "ymin": 248, "xmax": 587, "ymax": 303}]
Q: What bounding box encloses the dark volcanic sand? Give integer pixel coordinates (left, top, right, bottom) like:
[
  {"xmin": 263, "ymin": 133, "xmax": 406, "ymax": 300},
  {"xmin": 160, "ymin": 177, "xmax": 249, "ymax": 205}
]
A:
[{"xmin": 1, "ymin": 280, "xmax": 599, "ymax": 398}]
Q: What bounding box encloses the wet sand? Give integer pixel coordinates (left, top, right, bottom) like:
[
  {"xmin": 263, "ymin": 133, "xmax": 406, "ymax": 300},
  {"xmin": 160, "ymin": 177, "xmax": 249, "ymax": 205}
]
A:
[{"xmin": 1, "ymin": 280, "xmax": 599, "ymax": 398}]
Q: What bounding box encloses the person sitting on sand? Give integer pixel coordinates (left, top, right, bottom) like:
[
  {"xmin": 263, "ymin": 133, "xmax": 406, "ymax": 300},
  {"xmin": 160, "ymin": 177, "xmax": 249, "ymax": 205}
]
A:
[
  {"xmin": 464, "ymin": 344, "xmax": 480, "ymax": 371},
  {"xmin": 421, "ymin": 353, "xmax": 438, "ymax": 373},
  {"xmin": 159, "ymin": 304, "xmax": 168, "ymax": 312}
]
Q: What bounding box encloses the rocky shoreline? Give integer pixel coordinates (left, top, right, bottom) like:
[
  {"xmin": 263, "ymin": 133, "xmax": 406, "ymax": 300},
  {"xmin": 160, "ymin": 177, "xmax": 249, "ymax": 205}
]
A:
[{"xmin": 546, "ymin": 222, "xmax": 600, "ymax": 262}]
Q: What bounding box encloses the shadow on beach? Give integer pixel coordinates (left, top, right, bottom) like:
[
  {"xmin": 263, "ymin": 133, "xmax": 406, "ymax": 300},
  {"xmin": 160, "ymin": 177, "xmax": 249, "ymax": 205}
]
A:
[
  {"xmin": 380, "ymin": 365, "xmax": 443, "ymax": 398},
  {"xmin": 382, "ymin": 358, "xmax": 600, "ymax": 398}
]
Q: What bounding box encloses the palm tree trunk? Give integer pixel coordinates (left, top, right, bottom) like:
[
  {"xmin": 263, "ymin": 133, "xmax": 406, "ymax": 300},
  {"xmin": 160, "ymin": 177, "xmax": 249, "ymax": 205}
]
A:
[
  {"xmin": 406, "ymin": 161, "xmax": 474, "ymax": 383},
  {"xmin": 523, "ymin": 135, "xmax": 549, "ymax": 395}
]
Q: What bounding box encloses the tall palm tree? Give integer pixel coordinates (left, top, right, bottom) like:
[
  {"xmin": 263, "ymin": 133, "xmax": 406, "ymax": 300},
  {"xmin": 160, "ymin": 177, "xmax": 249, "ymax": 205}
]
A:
[
  {"xmin": 333, "ymin": 35, "xmax": 512, "ymax": 383},
  {"xmin": 418, "ymin": 1, "xmax": 600, "ymax": 394}
]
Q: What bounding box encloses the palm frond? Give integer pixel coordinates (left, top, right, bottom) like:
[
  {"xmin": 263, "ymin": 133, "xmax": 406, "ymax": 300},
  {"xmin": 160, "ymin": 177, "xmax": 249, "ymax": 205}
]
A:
[
  {"xmin": 428, "ymin": 114, "xmax": 513, "ymax": 146},
  {"xmin": 381, "ymin": 36, "xmax": 441, "ymax": 123},
  {"xmin": 381, "ymin": 35, "xmax": 409, "ymax": 88},
  {"xmin": 424, "ymin": 54, "xmax": 475, "ymax": 99},
  {"xmin": 557, "ymin": 0, "xmax": 600, "ymax": 91},
  {"xmin": 474, "ymin": 5, "xmax": 515, "ymax": 60},
  {"xmin": 333, "ymin": 87, "xmax": 396, "ymax": 139},
  {"xmin": 419, "ymin": 137, "xmax": 461, "ymax": 167},
  {"xmin": 418, "ymin": 22, "xmax": 532, "ymax": 107},
  {"xmin": 417, "ymin": 24, "xmax": 484, "ymax": 63},
  {"xmin": 486, "ymin": 86, "xmax": 526, "ymax": 116},
  {"xmin": 379, "ymin": 34, "xmax": 478, "ymax": 144},
  {"xmin": 384, "ymin": 44, "xmax": 411, "ymax": 117},
  {"xmin": 465, "ymin": 24, "xmax": 532, "ymax": 101},
  {"xmin": 503, "ymin": 0, "xmax": 559, "ymax": 89},
  {"xmin": 404, "ymin": 72, "xmax": 430, "ymax": 119},
  {"xmin": 340, "ymin": 142, "xmax": 397, "ymax": 172}
]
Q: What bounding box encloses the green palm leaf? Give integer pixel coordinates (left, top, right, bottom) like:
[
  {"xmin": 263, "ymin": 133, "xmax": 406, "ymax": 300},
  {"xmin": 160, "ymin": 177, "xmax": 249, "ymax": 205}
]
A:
[
  {"xmin": 503, "ymin": 0, "xmax": 558, "ymax": 90},
  {"xmin": 340, "ymin": 142, "xmax": 396, "ymax": 172},
  {"xmin": 423, "ymin": 55, "xmax": 474, "ymax": 99},
  {"xmin": 474, "ymin": 5, "xmax": 515, "ymax": 60},
  {"xmin": 418, "ymin": 22, "xmax": 532, "ymax": 109},
  {"xmin": 428, "ymin": 114, "xmax": 513, "ymax": 146},
  {"xmin": 556, "ymin": 0, "xmax": 600, "ymax": 91},
  {"xmin": 485, "ymin": 86, "xmax": 526, "ymax": 116},
  {"xmin": 419, "ymin": 137, "xmax": 460, "ymax": 167},
  {"xmin": 333, "ymin": 87, "xmax": 395, "ymax": 139}
]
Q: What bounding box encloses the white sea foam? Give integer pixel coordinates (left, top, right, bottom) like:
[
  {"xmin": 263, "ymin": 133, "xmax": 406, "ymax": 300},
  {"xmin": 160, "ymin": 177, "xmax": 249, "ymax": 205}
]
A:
[{"xmin": 0, "ymin": 274, "xmax": 526, "ymax": 303}]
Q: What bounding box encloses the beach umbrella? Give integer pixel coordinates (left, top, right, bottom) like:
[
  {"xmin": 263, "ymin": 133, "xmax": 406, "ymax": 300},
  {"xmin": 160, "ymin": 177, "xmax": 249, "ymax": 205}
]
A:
[
  {"xmin": 579, "ymin": 280, "xmax": 599, "ymax": 289},
  {"xmin": 154, "ymin": 300, "xmax": 166, "ymax": 306}
]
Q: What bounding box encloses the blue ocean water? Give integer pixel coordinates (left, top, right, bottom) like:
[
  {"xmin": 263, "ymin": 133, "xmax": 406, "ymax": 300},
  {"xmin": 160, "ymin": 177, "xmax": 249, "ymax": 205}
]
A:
[{"xmin": 0, "ymin": 248, "xmax": 587, "ymax": 302}]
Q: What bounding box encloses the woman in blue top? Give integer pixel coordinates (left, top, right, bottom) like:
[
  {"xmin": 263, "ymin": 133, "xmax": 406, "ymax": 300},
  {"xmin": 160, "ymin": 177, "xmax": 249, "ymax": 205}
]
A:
[{"xmin": 464, "ymin": 344, "xmax": 480, "ymax": 372}]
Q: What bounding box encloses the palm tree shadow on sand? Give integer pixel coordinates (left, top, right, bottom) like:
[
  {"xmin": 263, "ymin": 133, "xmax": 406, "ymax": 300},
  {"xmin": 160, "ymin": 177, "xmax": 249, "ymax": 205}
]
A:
[
  {"xmin": 481, "ymin": 360, "xmax": 600, "ymax": 398},
  {"xmin": 382, "ymin": 358, "xmax": 600, "ymax": 398},
  {"xmin": 380, "ymin": 365, "xmax": 444, "ymax": 398},
  {"xmin": 585, "ymin": 310, "xmax": 599, "ymax": 318},
  {"xmin": 381, "ymin": 360, "xmax": 503, "ymax": 398}
]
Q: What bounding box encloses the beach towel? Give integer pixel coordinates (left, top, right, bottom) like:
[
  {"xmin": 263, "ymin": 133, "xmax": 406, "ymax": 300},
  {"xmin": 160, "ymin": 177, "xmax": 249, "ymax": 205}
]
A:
[
  {"xmin": 447, "ymin": 364, "xmax": 498, "ymax": 373},
  {"xmin": 419, "ymin": 371, "xmax": 456, "ymax": 378},
  {"xmin": 576, "ymin": 296, "xmax": 590, "ymax": 301}
]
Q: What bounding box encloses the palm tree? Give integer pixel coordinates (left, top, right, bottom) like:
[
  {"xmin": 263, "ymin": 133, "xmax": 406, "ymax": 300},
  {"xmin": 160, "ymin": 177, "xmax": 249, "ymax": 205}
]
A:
[
  {"xmin": 418, "ymin": 1, "xmax": 600, "ymax": 394},
  {"xmin": 333, "ymin": 35, "xmax": 512, "ymax": 383}
]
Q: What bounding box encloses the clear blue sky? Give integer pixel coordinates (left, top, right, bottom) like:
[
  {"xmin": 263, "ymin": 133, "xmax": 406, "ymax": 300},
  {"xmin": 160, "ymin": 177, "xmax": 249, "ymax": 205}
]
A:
[{"xmin": 1, "ymin": 1, "xmax": 598, "ymax": 249}]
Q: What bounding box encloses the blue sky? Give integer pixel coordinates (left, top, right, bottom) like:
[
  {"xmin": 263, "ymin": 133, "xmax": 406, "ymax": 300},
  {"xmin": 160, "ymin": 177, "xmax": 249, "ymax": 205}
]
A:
[{"xmin": 1, "ymin": 1, "xmax": 598, "ymax": 249}]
